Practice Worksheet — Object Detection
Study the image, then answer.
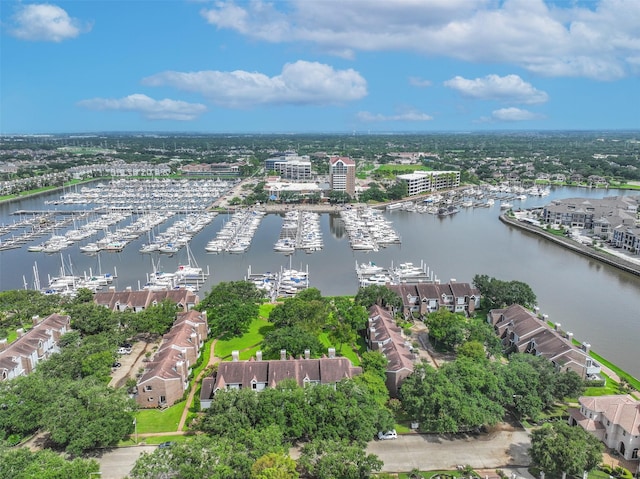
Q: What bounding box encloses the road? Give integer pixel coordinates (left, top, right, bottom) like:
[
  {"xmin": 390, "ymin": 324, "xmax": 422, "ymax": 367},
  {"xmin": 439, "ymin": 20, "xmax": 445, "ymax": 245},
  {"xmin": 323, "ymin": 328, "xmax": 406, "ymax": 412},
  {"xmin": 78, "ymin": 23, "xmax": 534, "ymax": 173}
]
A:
[
  {"xmin": 96, "ymin": 428, "xmax": 531, "ymax": 479},
  {"xmin": 367, "ymin": 429, "xmax": 532, "ymax": 474}
]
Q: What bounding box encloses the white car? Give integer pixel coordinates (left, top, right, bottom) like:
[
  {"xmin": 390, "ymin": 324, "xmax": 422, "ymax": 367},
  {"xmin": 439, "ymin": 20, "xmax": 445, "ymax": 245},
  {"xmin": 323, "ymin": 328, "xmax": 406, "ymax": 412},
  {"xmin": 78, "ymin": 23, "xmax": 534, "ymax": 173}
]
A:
[{"xmin": 377, "ymin": 430, "xmax": 397, "ymax": 440}]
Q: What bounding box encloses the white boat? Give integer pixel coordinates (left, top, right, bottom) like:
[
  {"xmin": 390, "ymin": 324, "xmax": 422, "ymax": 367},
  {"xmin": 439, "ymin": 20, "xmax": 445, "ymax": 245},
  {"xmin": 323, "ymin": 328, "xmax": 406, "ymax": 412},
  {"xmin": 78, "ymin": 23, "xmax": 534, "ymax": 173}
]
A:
[
  {"xmin": 356, "ymin": 261, "xmax": 385, "ymax": 275},
  {"xmin": 500, "ymin": 202, "xmax": 513, "ymax": 210}
]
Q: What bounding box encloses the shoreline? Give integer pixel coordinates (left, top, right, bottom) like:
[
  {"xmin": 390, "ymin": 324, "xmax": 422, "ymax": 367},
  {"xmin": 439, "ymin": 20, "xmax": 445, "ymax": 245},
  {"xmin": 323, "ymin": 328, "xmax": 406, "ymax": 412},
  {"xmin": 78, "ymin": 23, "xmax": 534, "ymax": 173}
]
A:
[{"xmin": 499, "ymin": 213, "xmax": 640, "ymax": 277}]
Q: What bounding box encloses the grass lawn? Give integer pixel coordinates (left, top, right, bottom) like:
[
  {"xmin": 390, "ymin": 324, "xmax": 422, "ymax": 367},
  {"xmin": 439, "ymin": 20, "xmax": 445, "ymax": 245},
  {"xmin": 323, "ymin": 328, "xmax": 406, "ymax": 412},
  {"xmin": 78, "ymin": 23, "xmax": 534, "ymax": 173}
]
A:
[
  {"xmin": 584, "ymin": 373, "xmax": 621, "ymax": 396},
  {"xmin": 135, "ymin": 402, "xmax": 186, "ymax": 434},
  {"xmin": 215, "ymin": 316, "xmax": 274, "ymax": 360},
  {"xmin": 317, "ymin": 332, "xmax": 364, "ymax": 366},
  {"xmin": 588, "ymin": 351, "xmax": 640, "ymax": 391}
]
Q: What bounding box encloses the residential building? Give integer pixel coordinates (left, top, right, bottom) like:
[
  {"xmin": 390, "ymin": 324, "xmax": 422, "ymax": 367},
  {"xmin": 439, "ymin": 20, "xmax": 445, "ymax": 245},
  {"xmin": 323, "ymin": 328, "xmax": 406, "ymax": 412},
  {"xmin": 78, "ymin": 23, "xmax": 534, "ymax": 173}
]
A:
[
  {"xmin": 93, "ymin": 288, "xmax": 199, "ymax": 313},
  {"xmin": 136, "ymin": 310, "xmax": 208, "ymax": 408},
  {"xmin": 366, "ymin": 305, "xmax": 416, "ymax": 397},
  {"xmin": 387, "ymin": 281, "xmax": 481, "ymax": 319},
  {"xmin": 488, "ymin": 304, "xmax": 601, "ymax": 380},
  {"xmin": 199, "ymin": 348, "xmax": 362, "ymax": 409},
  {"xmin": 0, "ymin": 314, "xmax": 71, "ymax": 382},
  {"xmin": 329, "ymin": 156, "xmax": 356, "ymax": 196},
  {"xmin": 541, "ymin": 196, "xmax": 639, "ymax": 234},
  {"xmin": 396, "ymin": 170, "xmax": 461, "ymax": 196},
  {"xmin": 569, "ymin": 395, "xmax": 640, "ymax": 461},
  {"xmin": 265, "ymin": 155, "xmax": 312, "ymax": 180},
  {"xmin": 180, "ymin": 162, "xmax": 242, "ymax": 178}
]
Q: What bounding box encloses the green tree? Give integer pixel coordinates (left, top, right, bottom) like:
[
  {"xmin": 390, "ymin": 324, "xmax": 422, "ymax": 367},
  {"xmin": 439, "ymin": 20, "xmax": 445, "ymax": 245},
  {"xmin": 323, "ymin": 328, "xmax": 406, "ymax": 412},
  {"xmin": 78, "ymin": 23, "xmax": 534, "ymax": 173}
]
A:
[
  {"xmin": 457, "ymin": 340, "xmax": 486, "ymax": 361},
  {"xmin": 262, "ymin": 325, "xmax": 325, "ymax": 360},
  {"xmin": 360, "ymin": 351, "xmax": 388, "ymax": 381},
  {"xmin": 473, "ymin": 275, "xmax": 537, "ymax": 309},
  {"xmin": 251, "ymin": 453, "xmax": 299, "ymax": 479},
  {"xmin": 354, "ymin": 285, "xmax": 401, "ymax": 310},
  {"xmin": 42, "ymin": 377, "xmax": 136, "ymax": 455},
  {"xmin": 0, "ymin": 447, "xmax": 100, "ymax": 479},
  {"xmin": 197, "ymin": 281, "xmax": 263, "ymax": 338},
  {"xmin": 297, "ymin": 439, "xmax": 383, "ymax": 479},
  {"xmin": 425, "ymin": 309, "xmax": 467, "ymax": 351},
  {"xmin": 529, "ymin": 421, "xmax": 603, "ymax": 477}
]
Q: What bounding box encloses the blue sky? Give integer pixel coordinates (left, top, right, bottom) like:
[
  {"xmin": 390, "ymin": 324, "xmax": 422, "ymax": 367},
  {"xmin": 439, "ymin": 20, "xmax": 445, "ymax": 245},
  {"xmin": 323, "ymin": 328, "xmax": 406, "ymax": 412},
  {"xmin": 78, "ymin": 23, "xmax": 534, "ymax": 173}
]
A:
[{"xmin": 1, "ymin": 0, "xmax": 639, "ymax": 134}]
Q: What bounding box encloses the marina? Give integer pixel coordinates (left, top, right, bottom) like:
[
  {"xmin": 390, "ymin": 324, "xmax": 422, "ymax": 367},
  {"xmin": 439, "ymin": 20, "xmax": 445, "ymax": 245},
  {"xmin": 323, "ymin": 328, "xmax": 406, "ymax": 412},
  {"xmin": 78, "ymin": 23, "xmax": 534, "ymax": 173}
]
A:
[
  {"xmin": 355, "ymin": 259, "xmax": 438, "ymax": 286},
  {"xmin": 246, "ymin": 262, "xmax": 310, "ymax": 301},
  {"xmin": 273, "ymin": 210, "xmax": 323, "ymax": 254},
  {"xmin": 1, "ymin": 183, "xmax": 640, "ymax": 377}
]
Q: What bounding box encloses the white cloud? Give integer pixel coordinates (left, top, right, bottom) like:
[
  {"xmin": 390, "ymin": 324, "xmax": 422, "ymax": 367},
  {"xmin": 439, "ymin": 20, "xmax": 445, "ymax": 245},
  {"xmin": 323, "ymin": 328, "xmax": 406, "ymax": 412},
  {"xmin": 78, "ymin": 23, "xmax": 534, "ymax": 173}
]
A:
[
  {"xmin": 8, "ymin": 3, "xmax": 90, "ymax": 42},
  {"xmin": 444, "ymin": 74, "xmax": 548, "ymax": 104},
  {"xmin": 409, "ymin": 77, "xmax": 432, "ymax": 88},
  {"xmin": 199, "ymin": 0, "xmax": 640, "ymax": 80},
  {"xmin": 356, "ymin": 109, "xmax": 433, "ymax": 123},
  {"xmin": 142, "ymin": 61, "xmax": 367, "ymax": 108},
  {"xmin": 78, "ymin": 94, "xmax": 207, "ymax": 121},
  {"xmin": 484, "ymin": 107, "xmax": 543, "ymax": 122}
]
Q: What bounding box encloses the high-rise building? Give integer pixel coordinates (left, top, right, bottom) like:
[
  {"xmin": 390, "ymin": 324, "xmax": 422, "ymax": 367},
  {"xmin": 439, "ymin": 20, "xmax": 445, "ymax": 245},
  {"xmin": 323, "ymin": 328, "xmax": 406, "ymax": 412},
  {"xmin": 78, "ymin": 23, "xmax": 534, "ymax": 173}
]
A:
[{"xmin": 329, "ymin": 156, "xmax": 356, "ymax": 196}]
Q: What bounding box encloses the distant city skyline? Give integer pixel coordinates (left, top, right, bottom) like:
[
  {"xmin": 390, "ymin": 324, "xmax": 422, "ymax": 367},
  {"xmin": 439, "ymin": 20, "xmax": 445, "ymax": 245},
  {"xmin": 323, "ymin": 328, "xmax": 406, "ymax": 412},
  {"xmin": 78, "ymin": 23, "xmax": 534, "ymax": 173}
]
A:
[{"xmin": 2, "ymin": 0, "xmax": 639, "ymax": 134}]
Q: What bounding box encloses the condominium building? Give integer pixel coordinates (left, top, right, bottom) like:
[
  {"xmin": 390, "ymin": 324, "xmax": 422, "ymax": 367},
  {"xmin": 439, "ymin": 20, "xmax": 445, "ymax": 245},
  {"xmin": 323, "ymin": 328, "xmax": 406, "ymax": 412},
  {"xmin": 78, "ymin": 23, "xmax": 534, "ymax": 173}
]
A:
[
  {"xmin": 329, "ymin": 156, "xmax": 356, "ymax": 196},
  {"xmin": 397, "ymin": 170, "xmax": 461, "ymax": 196}
]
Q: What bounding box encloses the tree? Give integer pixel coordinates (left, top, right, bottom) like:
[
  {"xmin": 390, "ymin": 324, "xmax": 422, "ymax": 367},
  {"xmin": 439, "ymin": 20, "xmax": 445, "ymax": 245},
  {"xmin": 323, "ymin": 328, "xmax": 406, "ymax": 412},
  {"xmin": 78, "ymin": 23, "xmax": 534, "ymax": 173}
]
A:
[
  {"xmin": 457, "ymin": 340, "xmax": 486, "ymax": 361},
  {"xmin": 297, "ymin": 439, "xmax": 383, "ymax": 479},
  {"xmin": 472, "ymin": 274, "xmax": 537, "ymax": 309},
  {"xmin": 197, "ymin": 281, "xmax": 263, "ymax": 338},
  {"xmin": 529, "ymin": 421, "xmax": 603, "ymax": 477},
  {"xmin": 360, "ymin": 351, "xmax": 388, "ymax": 381},
  {"xmin": 42, "ymin": 377, "xmax": 136, "ymax": 455},
  {"xmin": 261, "ymin": 325, "xmax": 325, "ymax": 360},
  {"xmin": 0, "ymin": 447, "xmax": 100, "ymax": 479},
  {"xmin": 251, "ymin": 453, "xmax": 298, "ymax": 479},
  {"xmin": 425, "ymin": 309, "xmax": 467, "ymax": 351},
  {"xmin": 354, "ymin": 285, "xmax": 401, "ymax": 310},
  {"xmin": 268, "ymin": 296, "xmax": 328, "ymax": 334}
]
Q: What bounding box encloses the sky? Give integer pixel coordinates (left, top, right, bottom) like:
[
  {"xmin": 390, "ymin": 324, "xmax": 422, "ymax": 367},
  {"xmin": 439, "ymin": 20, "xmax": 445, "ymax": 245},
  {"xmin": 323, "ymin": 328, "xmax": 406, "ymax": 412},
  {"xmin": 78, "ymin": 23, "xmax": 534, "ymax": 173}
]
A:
[{"xmin": 1, "ymin": 0, "xmax": 639, "ymax": 134}]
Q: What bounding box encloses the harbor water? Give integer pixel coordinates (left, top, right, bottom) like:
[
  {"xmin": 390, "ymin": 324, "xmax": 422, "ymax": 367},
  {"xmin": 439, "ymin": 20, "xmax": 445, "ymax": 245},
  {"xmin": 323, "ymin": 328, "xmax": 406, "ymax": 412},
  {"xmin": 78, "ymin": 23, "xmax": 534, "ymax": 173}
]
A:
[{"xmin": 0, "ymin": 185, "xmax": 639, "ymax": 378}]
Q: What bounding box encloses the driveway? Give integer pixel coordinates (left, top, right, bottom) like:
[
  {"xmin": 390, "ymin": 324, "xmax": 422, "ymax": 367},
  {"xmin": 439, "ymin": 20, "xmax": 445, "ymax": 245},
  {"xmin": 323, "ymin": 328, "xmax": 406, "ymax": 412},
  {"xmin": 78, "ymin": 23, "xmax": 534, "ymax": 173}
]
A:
[{"xmin": 367, "ymin": 429, "xmax": 531, "ymax": 474}]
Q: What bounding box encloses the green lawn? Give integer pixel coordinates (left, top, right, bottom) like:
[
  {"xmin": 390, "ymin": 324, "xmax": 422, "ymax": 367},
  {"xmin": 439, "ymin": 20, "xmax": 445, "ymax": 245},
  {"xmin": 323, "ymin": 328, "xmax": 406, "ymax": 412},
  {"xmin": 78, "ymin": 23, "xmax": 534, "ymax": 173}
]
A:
[
  {"xmin": 588, "ymin": 351, "xmax": 640, "ymax": 391},
  {"xmin": 584, "ymin": 373, "xmax": 620, "ymax": 396},
  {"xmin": 134, "ymin": 402, "xmax": 186, "ymax": 434},
  {"xmin": 317, "ymin": 332, "xmax": 364, "ymax": 366},
  {"xmin": 215, "ymin": 315, "xmax": 274, "ymax": 360}
]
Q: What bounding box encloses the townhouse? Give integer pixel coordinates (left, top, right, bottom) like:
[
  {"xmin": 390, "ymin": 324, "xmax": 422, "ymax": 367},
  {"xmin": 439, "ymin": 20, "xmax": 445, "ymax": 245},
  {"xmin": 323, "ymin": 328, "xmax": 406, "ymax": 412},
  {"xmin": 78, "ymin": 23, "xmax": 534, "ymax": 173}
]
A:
[
  {"xmin": 387, "ymin": 281, "xmax": 481, "ymax": 320},
  {"xmin": 136, "ymin": 310, "xmax": 208, "ymax": 408},
  {"xmin": 488, "ymin": 304, "xmax": 601, "ymax": 380},
  {"xmin": 200, "ymin": 348, "xmax": 362, "ymax": 409},
  {"xmin": 366, "ymin": 305, "xmax": 416, "ymax": 397},
  {"xmin": 93, "ymin": 288, "xmax": 199, "ymax": 313},
  {"xmin": 0, "ymin": 313, "xmax": 71, "ymax": 382}
]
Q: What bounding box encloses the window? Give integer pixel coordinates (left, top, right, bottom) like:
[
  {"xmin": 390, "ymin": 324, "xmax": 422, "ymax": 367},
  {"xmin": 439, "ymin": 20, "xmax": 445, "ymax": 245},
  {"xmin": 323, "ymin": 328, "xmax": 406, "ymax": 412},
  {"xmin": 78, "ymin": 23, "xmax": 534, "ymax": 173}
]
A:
[
  {"xmin": 148, "ymin": 397, "xmax": 154, "ymax": 402},
  {"xmin": 144, "ymin": 385, "xmax": 152, "ymax": 392}
]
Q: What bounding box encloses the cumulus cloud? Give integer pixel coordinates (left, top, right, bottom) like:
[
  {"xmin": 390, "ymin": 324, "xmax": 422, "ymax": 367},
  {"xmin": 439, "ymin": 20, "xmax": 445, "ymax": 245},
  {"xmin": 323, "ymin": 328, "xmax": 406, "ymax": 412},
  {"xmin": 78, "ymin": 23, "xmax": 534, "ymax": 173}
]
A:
[
  {"xmin": 78, "ymin": 94, "xmax": 207, "ymax": 121},
  {"xmin": 199, "ymin": 0, "xmax": 640, "ymax": 80},
  {"xmin": 8, "ymin": 3, "xmax": 90, "ymax": 42},
  {"xmin": 480, "ymin": 107, "xmax": 544, "ymax": 122},
  {"xmin": 444, "ymin": 74, "xmax": 548, "ymax": 104},
  {"xmin": 142, "ymin": 61, "xmax": 367, "ymax": 108},
  {"xmin": 409, "ymin": 77, "xmax": 432, "ymax": 88},
  {"xmin": 356, "ymin": 108, "xmax": 433, "ymax": 122}
]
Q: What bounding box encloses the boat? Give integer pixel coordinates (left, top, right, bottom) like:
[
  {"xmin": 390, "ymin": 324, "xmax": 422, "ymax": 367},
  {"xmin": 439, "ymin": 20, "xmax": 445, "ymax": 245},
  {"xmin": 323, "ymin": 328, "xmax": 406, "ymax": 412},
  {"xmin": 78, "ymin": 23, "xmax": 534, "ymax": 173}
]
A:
[
  {"xmin": 500, "ymin": 202, "xmax": 513, "ymax": 210},
  {"xmin": 356, "ymin": 261, "xmax": 385, "ymax": 275}
]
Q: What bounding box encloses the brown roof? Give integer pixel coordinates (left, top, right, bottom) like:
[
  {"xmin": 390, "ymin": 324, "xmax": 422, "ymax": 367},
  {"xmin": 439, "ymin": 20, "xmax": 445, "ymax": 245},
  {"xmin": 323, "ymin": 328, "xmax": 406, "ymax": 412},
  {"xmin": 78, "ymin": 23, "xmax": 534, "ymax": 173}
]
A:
[
  {"xmin": 93, "ymin": 289, "xmax": 198, "ymax": 311},
  {"xmin": 212, "ymin": 356, "xmax": 361, "ymax": 393},
  {"xmin": 368, "ymin": 305, "xmax": 415, "ymax": 374},
  {"xmin": 329, "ymin": 156, "xmax": 355, "ymax": 165}
]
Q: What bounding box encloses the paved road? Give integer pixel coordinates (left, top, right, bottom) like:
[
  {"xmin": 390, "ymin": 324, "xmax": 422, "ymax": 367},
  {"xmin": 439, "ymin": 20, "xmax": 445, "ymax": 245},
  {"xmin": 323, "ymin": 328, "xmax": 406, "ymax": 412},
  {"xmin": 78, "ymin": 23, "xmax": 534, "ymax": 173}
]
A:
[
  {"xmin": 94, "ymin": 445, "xmax": 157, "ymax": 479},
  {"xmin": 367, "ymin": 429, "xmax": 531, "ymax": 474},
  {"xmin": 95, "ymin": 429, "xmax": 531, "ymax": 478}
]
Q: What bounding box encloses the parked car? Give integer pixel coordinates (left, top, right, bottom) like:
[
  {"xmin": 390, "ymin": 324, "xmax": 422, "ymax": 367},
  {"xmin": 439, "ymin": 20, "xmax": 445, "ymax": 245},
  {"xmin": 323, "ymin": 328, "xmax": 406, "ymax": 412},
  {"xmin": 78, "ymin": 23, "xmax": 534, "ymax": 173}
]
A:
[
  {"xmin": 158, "ymin": 441, "xmax": 175, "ymax": 449},
  {"xmin": 377, "ymin": 430, "xmax": 397, "ymax": 440},
  {"xmin": 112, "ymin": 362, "xmax": 121, "ymax": 368},
  {"xmin": 118, "ymin": 347, "xmax": 132, "ymax": 355}
]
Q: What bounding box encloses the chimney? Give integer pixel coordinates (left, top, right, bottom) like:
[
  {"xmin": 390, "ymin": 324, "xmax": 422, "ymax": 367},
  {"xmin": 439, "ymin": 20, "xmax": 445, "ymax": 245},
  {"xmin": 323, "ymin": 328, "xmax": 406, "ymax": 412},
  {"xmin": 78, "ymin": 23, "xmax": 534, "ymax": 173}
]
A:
[
  {"xmin": 0, "ymin": 339, "xmax": 7, "ymax": 352},
  {"xmin": 32, "ymin": 315, "xmax": 40, "ymax": 326},
  {"xmin": 581, "ymin": 342, "xmax": 591, "ymax": 353},
  {"xmin": 256, "ymin": 351, "xmax": 262, "ymax": 361},
  {"xmin": 232, "ymin": 350, "xmax": 239, "ymax": 362},
  {"xmin": 328, "ymin": 347, "xmax": 336, "ymax": 359},
  {"xmin": 554, "ymin": 322, "xmax": 561, "ymax": 331},
  {"xmin": 566, "ymin": 332, "xmax": 574, "ymax": 343},
  {"xmin": 280, "ymin": 349, "xmax": 287, "ymax": 361},
  {"xmin": 304, "ymin": 349, "xmax": 310, "ymax": 360},
  {"xmin": 16, "ymin": 328, "xmax": 24, "ymax": 338},
  {"xmin": 542, "ymin": 314, "xmax": 549, "ymax": 321}
]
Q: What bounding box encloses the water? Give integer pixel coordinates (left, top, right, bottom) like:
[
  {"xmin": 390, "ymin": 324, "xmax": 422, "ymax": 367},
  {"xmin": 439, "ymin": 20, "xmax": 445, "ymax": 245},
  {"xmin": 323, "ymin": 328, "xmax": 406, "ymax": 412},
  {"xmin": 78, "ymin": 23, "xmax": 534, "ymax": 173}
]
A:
[{"xmin": 1, "ymin": 186, "xmax": 639, "ymax": 378}]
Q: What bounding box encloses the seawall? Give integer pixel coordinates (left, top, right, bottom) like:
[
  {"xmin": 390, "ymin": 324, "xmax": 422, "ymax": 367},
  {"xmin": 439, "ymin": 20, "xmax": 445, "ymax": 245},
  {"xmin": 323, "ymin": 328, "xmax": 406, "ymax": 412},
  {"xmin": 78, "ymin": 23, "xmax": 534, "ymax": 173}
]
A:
[{"xmin": 499, "ymin": 214, "xmax": 640, "ymax": 277}]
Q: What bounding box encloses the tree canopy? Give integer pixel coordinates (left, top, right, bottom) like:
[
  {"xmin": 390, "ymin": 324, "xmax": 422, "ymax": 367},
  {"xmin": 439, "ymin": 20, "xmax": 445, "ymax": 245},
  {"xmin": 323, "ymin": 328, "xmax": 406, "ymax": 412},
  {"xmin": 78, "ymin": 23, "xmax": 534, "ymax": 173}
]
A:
[
  {"xmin": 529, "ymin": 421, "xmax": 603, "ymax": 476},
  {"xmin": 197, "ymin": 281, "xmax": 263, "ymax": 338},
  {"xmin": 473, "ymin": 274, "xmax": 537, "ymax": 309}
]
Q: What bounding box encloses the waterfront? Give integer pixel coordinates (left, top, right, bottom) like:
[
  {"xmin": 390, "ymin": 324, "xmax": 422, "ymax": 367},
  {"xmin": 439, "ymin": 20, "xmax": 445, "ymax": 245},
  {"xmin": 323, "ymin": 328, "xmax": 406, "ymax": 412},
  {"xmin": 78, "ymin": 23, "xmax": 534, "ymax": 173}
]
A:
[{"xmin": 0, "ymin": 185, "xmax": 639, "ymax": 378}]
